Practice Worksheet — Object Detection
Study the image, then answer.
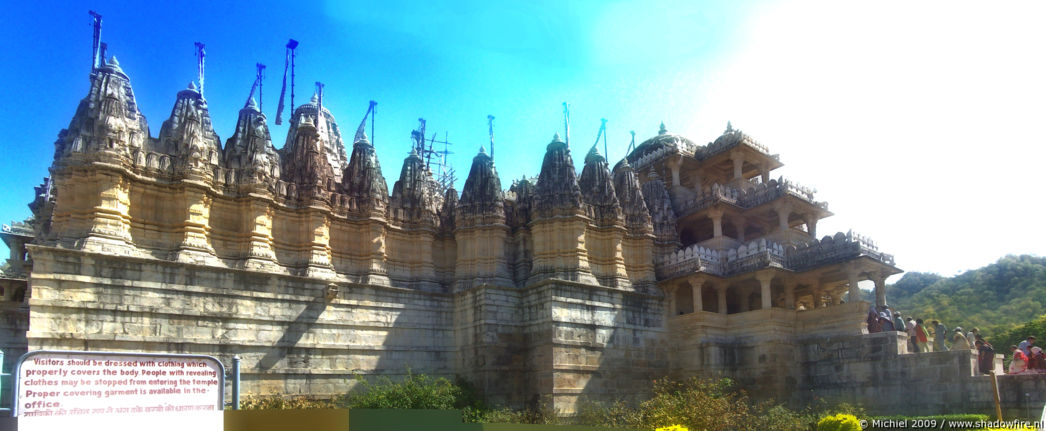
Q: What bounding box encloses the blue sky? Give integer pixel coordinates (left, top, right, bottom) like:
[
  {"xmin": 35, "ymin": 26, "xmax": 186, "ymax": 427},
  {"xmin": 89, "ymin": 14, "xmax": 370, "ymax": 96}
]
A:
[{"xmin": 2, "ymin": 0, "xmax": 1044, "ymax": 277}]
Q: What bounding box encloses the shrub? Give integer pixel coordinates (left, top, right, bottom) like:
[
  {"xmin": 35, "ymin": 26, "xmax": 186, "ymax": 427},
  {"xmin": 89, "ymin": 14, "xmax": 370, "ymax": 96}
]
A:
[
  {"xmin": 817, "ymin": 413, "xmax": 862, "ymax": 431},
  {"xmin": 344, "ymin": 371, "xmax": 475, "ymax": 410},
  {"xmin": 239, "ymin": 393, "xmax": 337, "ymax": 410}
]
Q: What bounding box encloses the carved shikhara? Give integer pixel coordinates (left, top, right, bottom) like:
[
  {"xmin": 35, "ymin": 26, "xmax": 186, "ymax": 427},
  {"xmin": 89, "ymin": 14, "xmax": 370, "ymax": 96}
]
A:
[{"xmin": 9, "ymin": 55, "xmax": 913, "ymax": 414}]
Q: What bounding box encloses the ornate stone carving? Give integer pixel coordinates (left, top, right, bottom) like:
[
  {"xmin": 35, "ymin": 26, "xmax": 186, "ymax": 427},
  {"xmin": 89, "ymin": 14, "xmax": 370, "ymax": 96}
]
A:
[
  {"xmin": 279, "ymin": 93, "xmax": 349, "ymax": 183},
  {"xmin": 158, "ymin": 82, "xmax": 222, "ymax": 181},
  {"xmin": 281, "ymin": 115, "xmax": 336, "ymax": 202},
  {"xmin": 340, "ymin": 130, "xmax": 389, "ymax": 216},
  {"xmin": 612, "ymin": 158, "xmax": 653, "ymax": 235},
  {"xmin": 53, "ymin": 56, "xmax": 149, "ymax": 165},
  {"xmin": 223, "ymin": 97, "xmax": 281, "ymax": 191},
  {"xmin": 456, "ymin": 147, "xmax": 504, "ymax": 226},
  {"xmin": 641, "ymin": 170, "xmax": 680, "ymax": 254},
  {"xmin": 534, "ymin": 133, "xmax": 583, "ymax": 218},
  {"xmin": 578, "ymin": 145, "xmax": 622, "ymax": 226},
  {"xmin": 390, "ymin": 149, "xmax": 441, "ymax": 227}
]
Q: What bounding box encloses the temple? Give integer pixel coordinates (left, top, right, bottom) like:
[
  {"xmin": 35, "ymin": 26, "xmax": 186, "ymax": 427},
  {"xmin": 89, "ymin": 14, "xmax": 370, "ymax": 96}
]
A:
[{"xmin": 11, "ymin": 51, "xmax": 1023, "ymax": 417}]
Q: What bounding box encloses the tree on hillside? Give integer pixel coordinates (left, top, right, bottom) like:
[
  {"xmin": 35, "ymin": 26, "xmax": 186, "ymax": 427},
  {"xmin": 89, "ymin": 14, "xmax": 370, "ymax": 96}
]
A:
[{"xmin": 886, "ymin": 255, "xmax": 1046, "ymax": 336}]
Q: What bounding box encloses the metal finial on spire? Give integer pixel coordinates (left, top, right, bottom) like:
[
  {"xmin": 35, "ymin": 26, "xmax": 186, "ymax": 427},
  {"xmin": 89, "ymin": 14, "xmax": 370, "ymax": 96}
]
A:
[
  {"xmin": 194, "ymin": 42, "xmax": 206, "ymax": 98},
  {"xmin": 487, "ymin": 115, "xmax": 495, "ymax": 161},
  {"xmin": 275, "ymin": 39, "xmax": 298, "ymax": 125},
  {"xmin": 355, "ymin": 100, "xmax": 377, "ymax": 144},
  {"xmin": 562, "ymin": 102, "xmax": 571, "ymax": 146},
  {"xmin": 726, "ymin": 121, "xmax": 734, "ymax": 133},
  {"xmin": 89, "ymin": 11, "xmax": 102, "ymax": 71},
  {"xmin": 591, "ymin": 118, "xmax": 608, "ymax": 162},
  {"xmin": 658, "ymin": 122, "xmax": 667, "ymax": 135},
  {"xmin": 246, "ymin": 63, "xmax": 266, "ymax": 110},
  {"xmin": 314, "ymin": 82, "xmax": 324, "ymax": 118}
]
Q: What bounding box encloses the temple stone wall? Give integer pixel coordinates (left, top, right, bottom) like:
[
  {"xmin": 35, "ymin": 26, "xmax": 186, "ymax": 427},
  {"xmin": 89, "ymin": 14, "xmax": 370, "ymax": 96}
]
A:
[
  {"xmin": 795, "ymin": 329, "xmax": 1046, "ymax": 418},
  {"xmin": 25, "ymin": 246, "xmax": 455, "ymax": 398},
  {"xmin": 525, "ymin": 281, "xmax": 666, "ymax": 413}
]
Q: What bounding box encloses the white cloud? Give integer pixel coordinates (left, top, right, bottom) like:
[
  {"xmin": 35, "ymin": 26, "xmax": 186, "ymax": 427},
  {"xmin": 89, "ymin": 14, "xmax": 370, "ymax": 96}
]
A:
[{"xmin": 692, "ymin": 0, "xmax": 1046, "ymax": 276}]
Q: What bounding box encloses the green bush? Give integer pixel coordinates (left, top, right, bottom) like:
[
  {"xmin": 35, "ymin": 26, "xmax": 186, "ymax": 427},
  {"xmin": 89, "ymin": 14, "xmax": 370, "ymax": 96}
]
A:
[
  {"xmin": 344, "ymin": 371, "xmax": 479, "ymax": 410},
  {"xmin": 817, "ymin": 413, "xmax": 862, "ymax": 431},
  {"xmin": 239, "ymin": 393, "xmax": 337, "ymax": 410}
]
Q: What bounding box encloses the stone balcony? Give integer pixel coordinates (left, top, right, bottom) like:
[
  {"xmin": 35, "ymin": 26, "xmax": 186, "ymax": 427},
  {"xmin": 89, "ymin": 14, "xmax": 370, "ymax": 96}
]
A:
[
  {"xmin": 654, "ymin": 231, "xmax": 895, "ymax": 280},
  {"xmin": 673, "ymin": 177, "xmax": 828, "ymax": 220}
]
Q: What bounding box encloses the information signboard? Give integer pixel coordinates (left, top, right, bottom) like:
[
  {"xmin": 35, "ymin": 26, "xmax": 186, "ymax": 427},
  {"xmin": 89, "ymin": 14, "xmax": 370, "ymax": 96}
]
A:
[{"xmin": 13, "ymin": 350, "xmax": 224, "ymax": 430}]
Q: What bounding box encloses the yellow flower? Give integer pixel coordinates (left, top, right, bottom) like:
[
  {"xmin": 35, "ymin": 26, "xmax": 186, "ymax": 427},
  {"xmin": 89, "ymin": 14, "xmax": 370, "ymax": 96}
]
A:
[{"xmin": 655, "ymin": 426, "xmax": 690, "ymax": 431}]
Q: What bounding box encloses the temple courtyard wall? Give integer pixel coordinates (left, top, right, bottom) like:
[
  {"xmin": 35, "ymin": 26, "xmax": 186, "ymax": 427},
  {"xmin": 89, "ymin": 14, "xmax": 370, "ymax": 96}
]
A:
[{"xmin": 9, "ymin": 247, "xmax": 1046, "ymax": 415}]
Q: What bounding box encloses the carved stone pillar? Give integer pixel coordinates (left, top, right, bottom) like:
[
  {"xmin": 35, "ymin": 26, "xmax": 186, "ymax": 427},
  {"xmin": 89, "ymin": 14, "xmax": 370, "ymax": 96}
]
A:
[
  {"xmin": 305, "ymin": 208, "xmax": 335, "ymax": 279},
  {"xmin": 667, "ymin": 157, "xmax": 682, "ymax": 187},
  {"xmin": 709, "ymin": 208, "xmax": 724, "ymax": 239},
  {"xmin": 244, "ymin": 197, "xmax": 277, "ymax": 270},
  {"xmin": 805, "ymin": 216, "xmax": 818, "ymax": 239},
  {"xmin": 756, "ymin": 270, "xmax": 774, "ymax": 310},
  {"xmin": 735, "ymin": 218, "xmax": 746, "ymax": 242},
  {"xmin": 176, "ymin": 184, "xmax": 217, "ymax": 264},
  {"xmin": 82, "ymin": 172, "xmax": 133, "ymax": 253},
  {"xmin": 730, "ymin": 150, "xmax": 744, "ymax": 181},
  {"xmin": 847, "ymin": 266, "xmax": 862, "ymax": 302},
  {"xmin": 784, "ymin": 282, "xmax": 796, "ymax": 310},
  {"xmin": 774, "ymin": 202, "xmax": 792, "ymax": 232},
  {"xmin": 688, "ymin": 276, "xmax": 705, "ymax": 313},
  {"xmin": 666, "ymin": 285, "xmax": 678, "ymax": 319},
  {"xmin": 811, "ymin": 284, "xmax": 823, "ymax": 309},
  {"xmin": 761, "ymin": 163, "xmax": 770, "ymax": 184},
  {"xmin": 716, "ymin": 285, "xmax": 727, "ymax": 315},
  {"xmin": 873, "ymin": 272, "xmax": 888, "ymax": 307}
]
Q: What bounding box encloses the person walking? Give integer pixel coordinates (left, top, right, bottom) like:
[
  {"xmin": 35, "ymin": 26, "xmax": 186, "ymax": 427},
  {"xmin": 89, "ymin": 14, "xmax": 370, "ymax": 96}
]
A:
[
  {"xmin": 893, "ymin": 312, "xmax": 905, "ymax": 334},
  {"xmin": 932, "ymin": 320, "xmax": 948, "ymax": 352},
  {"xmin": 907, "ymin": 318, "xmax": 919, "ymax": 352},
  {"xmin": 967, "ymin": 328, "xmax": 980, "ymax": 350},
  {"xmin": 952, "ymin": 327, "xmax": 970, "ymax": 350},
  {"xmin": 1018, "ymin": 336, "xmax": 1036, "ymax": 357},
  {"xmin": 915, "ymin": 319, "xmax": 930, "ymax": 352}
]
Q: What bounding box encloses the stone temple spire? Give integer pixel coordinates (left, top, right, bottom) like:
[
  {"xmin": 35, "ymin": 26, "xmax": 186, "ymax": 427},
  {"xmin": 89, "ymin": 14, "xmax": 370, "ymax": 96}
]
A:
[
  {"xmin": 53, "ymin": 55, "xmax": 149, "ymax": 164},
  {"xmin": 535, "ymin": 133, "xmax": 583, "ymax": 218},
  {"xmin": 457, "ymin": 147, "xmax": 504, "ymax": 225},
  {"xmin": 224, "ymin": 92, "xmax": 280, "ymax": 187},
  {"xmin": 280, "ymin": 92, "xmax": 349, "ymax": 183},
  {"xmin": 390, "ymin": 149, "xmax": 441, "ymax": 226},
  {"xmin": 641, "ymin": 169, "xmax": 680, "ymax": 253},
  {"xmin": 340, "ymin": 122, "xmax": 389, "ymax": 215},
  {"xmin": 158, "ymin": 81, "xmax": 222, "ymax": 180},
  {"xmin": 612, "ymin": 158, "xmax": 653, "ymax": 235},
  {"xmin": 282, "ymin": 115, "xmax": 335, "ymax": 200},
  {"xmin": 578, "ymin": 144, "xmax": 622, "ymax": 226},
  {"xmin": 438, "ymin": 187, "xmax": 458, "ymax": 233}
]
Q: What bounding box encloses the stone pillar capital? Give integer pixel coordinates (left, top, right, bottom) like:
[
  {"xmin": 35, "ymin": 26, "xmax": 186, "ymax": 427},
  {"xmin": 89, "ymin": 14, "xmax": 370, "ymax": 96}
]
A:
[
  {"xmin": 687, "ymin": 275, "xmax": 708, "ymax": 288},
  {"xmin": 755, "ymin": 270, "xmax": 776, "ymax": 284}
]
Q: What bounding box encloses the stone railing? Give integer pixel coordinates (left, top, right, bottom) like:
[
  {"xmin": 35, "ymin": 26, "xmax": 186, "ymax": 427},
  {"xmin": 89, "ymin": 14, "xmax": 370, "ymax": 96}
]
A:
[
  {"xmin": 631, "ymin": 145, "xmax": 675, "ymax": 172},
  {"xmin": 655, "ymin": 238, "xmax": 785, "ymax": 279},
  {"xmin": 787, "ymin": 230, "xmax": 894, "ymax": 271},
  {"xmin": 673, "ymin": 183, "xmax": 739, "ymax": 215},
  {"xmin": 698, "ymin": 133, "xmax": 774, "ymax": 159},
  {"xmin": 1, "ymin": 221, "xmax": 33, "ymax": 236},
  {"xmin": 654, "ymin": 232, "xmax": 893, "ymax": 280},
  {"xmin": 674, "ymin": 178, "xmax": 827, "ymax": 218}
]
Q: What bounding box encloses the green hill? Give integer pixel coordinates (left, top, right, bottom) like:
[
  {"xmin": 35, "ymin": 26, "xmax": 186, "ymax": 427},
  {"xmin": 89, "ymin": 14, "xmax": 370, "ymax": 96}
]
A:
[{"xmin": 885, "ymin": 255, "xmax": 1046, "ymax": 337}]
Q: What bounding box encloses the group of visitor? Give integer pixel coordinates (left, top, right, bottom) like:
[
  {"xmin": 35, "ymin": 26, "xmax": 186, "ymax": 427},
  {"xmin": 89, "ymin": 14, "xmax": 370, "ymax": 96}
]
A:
[
  {"xmin": 866, "ymin": 305, "xmax": 1046, "ymax": 375},
  {"xmin": 1007, "ymin": 336, "xmax": 1045, "ymax": 374}
]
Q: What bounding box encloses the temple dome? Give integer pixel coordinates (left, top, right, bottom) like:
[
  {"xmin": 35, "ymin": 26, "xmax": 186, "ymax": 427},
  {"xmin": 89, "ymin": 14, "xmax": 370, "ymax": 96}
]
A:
[
  {"xmin": 710, "ymin": 122, "xmax": 759, "ymax": 149},
  {"xmin": 628, "ymin": 122, "xmax": 698, "ymax": 162}
]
